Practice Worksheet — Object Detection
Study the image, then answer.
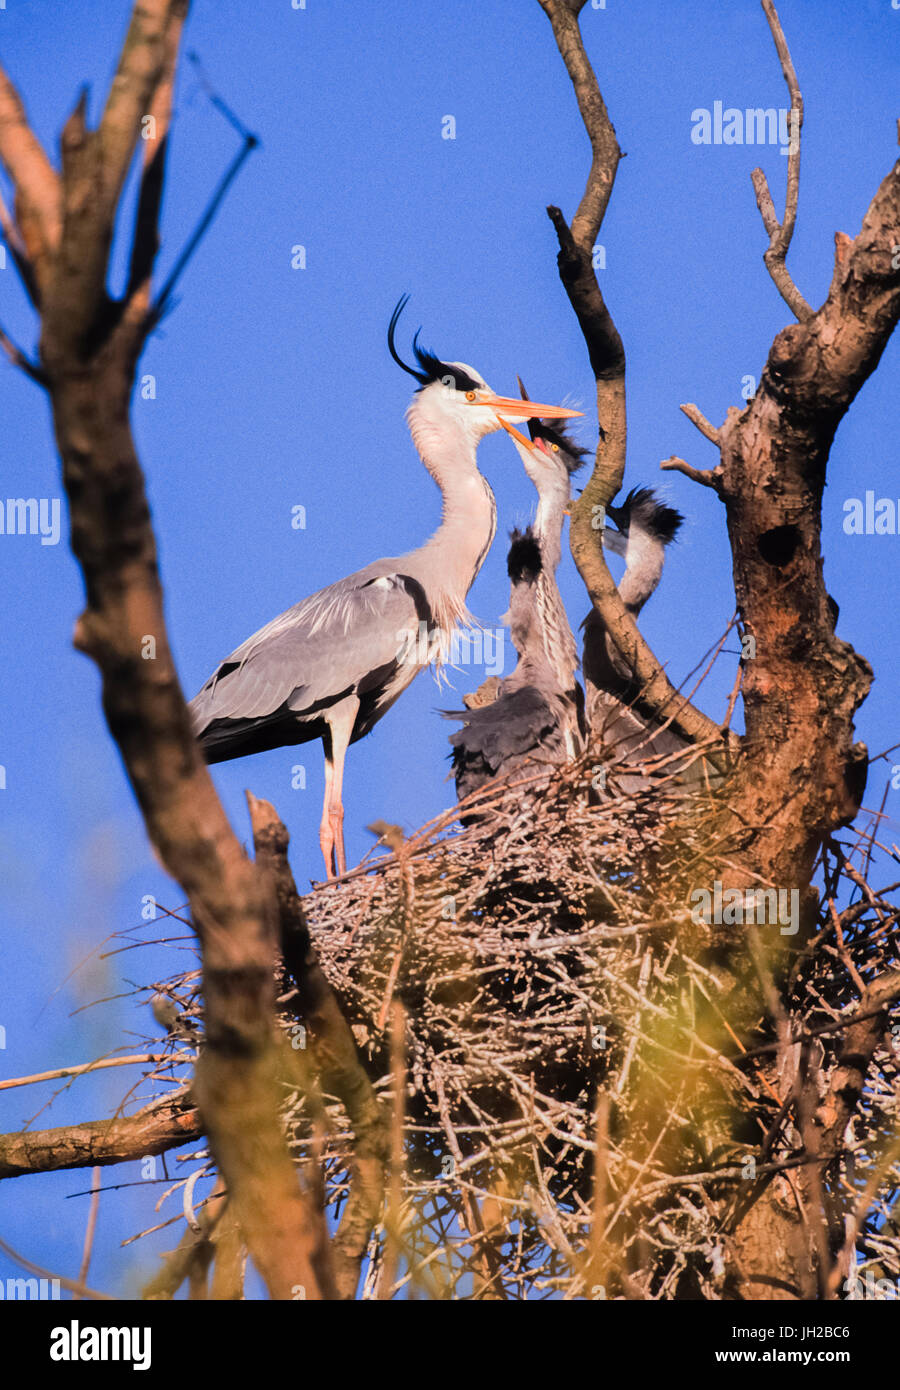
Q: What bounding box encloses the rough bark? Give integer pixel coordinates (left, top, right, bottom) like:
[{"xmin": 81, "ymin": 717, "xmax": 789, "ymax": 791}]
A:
[
  {"xmin": 538, "ymin": 0, "xmax": 735, "ymax": 760},
  {"xmin": 247, "ymin": 794, "xmax": 390, "ymax": 1300},
  {"xmin": 0, "ymin": 1090, "xmax": 200, "ymax": 1180},
  {"xmin": 0, "ymin": 0, "xmax": 335, "ymax": 1300},
  {"xmin": 538, "ymin": 0, "xmax": 900, "ymax": 1300}
]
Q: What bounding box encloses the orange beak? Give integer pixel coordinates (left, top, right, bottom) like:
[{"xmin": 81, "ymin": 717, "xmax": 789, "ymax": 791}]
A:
[
  {"xmin": 478, "ymin": 394, "xmax": 582, "ymax": 422},
  {"xmin": 497, "ymin": 417, "xmax": 536, "ymax": 450}
]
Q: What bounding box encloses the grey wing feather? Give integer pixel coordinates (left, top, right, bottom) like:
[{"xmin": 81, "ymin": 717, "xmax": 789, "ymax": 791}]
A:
[
  {"xmin": 444, "ymin": 686, "xmax": 565, "ymax": 806},
  {"xmin": 190, "ymin": 565, "xmax": 431, "ymax": 737}
]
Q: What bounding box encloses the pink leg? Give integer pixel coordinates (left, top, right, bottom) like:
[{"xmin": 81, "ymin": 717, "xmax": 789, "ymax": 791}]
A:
[
  {"xmin": 323, "ymin": 699, "xmax": 358, "ymax": 879},
  {"xmin": 319, "ymin": 755, "xmax": 336, "ymax": 878}
]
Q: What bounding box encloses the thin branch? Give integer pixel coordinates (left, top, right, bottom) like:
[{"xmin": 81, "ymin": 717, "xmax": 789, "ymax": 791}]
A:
[
  {"xmin": 721, "ymin": 659, "xmax": 744, "ymax": 732},
  {"xmin": 660, "ymin": 454, "xmax": 723, "ymax": 493},
  {"xmin": 0, "ymin": 66, "xmax": 61, "ymax": 292},
  {"xmin": 151, "ymin": 130, "xmax": 258, "ymax": 323},
  {"xmin": 750, "ymin": 0, "xmax": 813, "ymax": 321},
  {"xmin": 0, "ymin": 1234, "xmax": 114, "ymax": 1302},
  {"xmin": 73, "ymin": 1167, "xmax": 101, "ymax": 1301},
  {"xmin": 0, "ymin": 184, "xmax": 40, "ymax": 306},
  {"xmin": 679, "ymin": 402, "xmax": 721, "ymax": 445},
  {"xmin": 143, "ymin": 1176, "xmax": 225, "ymax": 1300},
  {"xmin": 123, "ymin": 0, "xmax": 187, "ymax": 325},
  {"xmin": 0, "ymin": 1052, "xmax": 192, "ymax": 1092},
  {"xmin": 0, "ymin": 320, "xmax": 47, "ymax": 385},
  {"xmin": 0, "ymin": 1089, "xmax": 201, "ymax": 1180}
]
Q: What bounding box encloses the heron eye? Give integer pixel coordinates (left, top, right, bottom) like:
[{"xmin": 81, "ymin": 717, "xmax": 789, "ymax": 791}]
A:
[
  {"xmin": 551, "ymin": 443, "xmax": 560, "ymax": 452},
  {"xmin": 465, "ymin": 391, "xmax": 476, "ymax": 402}
]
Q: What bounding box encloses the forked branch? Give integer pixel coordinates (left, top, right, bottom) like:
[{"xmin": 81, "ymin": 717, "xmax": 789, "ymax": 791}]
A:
[
  {"xmin": 750, "ymin": 0, "xmax": 813, "ymax": 321},
  {"xmin": 0, "ymin": 0, "xmax": 334, "ymax": 1301},
  {"xmin": 538, "ymin": 0, "xmax": 735, "ymax": 756}
]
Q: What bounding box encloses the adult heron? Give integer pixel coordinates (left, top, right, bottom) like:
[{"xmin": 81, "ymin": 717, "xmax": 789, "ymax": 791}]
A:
[
  {"xmin": 189, "ymin": 298, "xmax": 580, "ymax": 877},
  {"xmin": 445, "ymin": 406, "xmax": 588, "ymax": 807}
]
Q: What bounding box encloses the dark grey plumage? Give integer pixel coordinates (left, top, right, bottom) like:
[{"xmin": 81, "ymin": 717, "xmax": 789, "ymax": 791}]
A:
[{"xmin": 445, "ymin": 529, "xmax": 571, "ymax": 814}]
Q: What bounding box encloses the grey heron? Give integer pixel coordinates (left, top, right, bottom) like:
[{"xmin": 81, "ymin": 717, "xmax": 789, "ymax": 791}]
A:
[
  {"xmin": 189, "ymin": 298, "xmax": 581, "ymax": 878},
  {"xmin": 582, "ymin": 487, "xmax": 688, "ymax": 781},
  {"xmin": 445, "ymin": 406, "xmax": 588, "ymax": 808}
]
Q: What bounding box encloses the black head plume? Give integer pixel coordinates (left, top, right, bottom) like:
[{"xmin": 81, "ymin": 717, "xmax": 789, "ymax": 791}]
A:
[
  {"xmin": 517, "ymin": 376, "xmax": 589, "ymax": 474},
  {"xmin": 507, "ymin": 526, "xmax": 543, "ymax": 584},
  {"xmin": 388, "ymin": 296, "xmax": 481, "ymax": 393},
  {"xmin": 607, "ymin": 487, "xmax": 684, "ymax": 544}
]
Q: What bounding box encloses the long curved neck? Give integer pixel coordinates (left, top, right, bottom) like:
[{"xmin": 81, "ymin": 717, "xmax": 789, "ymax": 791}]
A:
[
  {"xmin": 404, "ymin": 405, "xmax": 496, "ymax": 632},
  {"xmin": 533, "ymin": 484, "xmax": 577, "ymax": 691},
  {"xmin": 584, "ymin": 523, "xmax": 667, "ymax": 698},
  {"xmin": 618, "ymin": 526, "xmax": 665, "ymax": 614},
  {"xmin": 534, "ymin": 489, "xmax": 566, "ymax": 574}
]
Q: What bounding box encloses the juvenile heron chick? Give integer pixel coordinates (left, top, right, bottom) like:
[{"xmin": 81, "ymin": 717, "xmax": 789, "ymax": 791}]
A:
[
  {"xmin": 445, "ymin": 395, "xmax": 589, "ymax": 810},
  {"xmin": 446, "ymin": 530, "xmax": 574, "ymax": 809},
  {"xmin": 583, "ymin": 486, "xmax": 684, "ymax": 706},
  {"xmin": 582, "ymin": 486, "xmax": 690, "ymax": 783}
]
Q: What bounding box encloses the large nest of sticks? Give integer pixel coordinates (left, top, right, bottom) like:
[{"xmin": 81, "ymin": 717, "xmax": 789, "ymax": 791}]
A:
[
  {"xmin": 298, "ymin": 741, "xmax": 725, "ymax": 1297},
  {"xmin": 295, "ymin": 733, "xmax": 900, "ymax": 1299},
  {"xmin": 139, "ymin": 733, "xmax": 900, "ymax": 1299}
]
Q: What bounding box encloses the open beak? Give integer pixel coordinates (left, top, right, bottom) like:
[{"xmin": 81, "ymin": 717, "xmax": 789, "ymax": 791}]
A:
[
  {"xmin": 493, "ymin": 376, "xmax": 574, "ymax": 450},
  {"xmin": 497, "ymin": 417, "xmax": 535, "ymax": 450},
  {"xmin": 516, "ymin": 377, "xmax": 539, "ymax": 445},
  {"xmin": 480, "ymin": 394, "xmax": 582, "ymax": 422}
]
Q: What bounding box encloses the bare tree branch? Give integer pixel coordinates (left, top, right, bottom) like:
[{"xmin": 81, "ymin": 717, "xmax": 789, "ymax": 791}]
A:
[
  {"xmin": 0, "ymin": 320, "xmax": 47, "ymax": 384},
  {"xmin": 750, "ymin": 0, "xmax": 813, "ymax": 321},
  {"xmin": 0, "ymin": 1052, "xmax": 192, "ymax": 1092},
  {"xmin": 679, "ymin": 401, "xmax": 721, "ymax": 444},
  {"xmin": 74, "ymin": 1167, "xmax": 102, "ymax": 1301},
  {"xmin": 0, "ymin": 183, "xmax": 41, "ymax": 306},
  {"xmin": 0, "ymin": 1089, "xmax": 201, "ymax": 1180},
  {"xmin": 247, "ymin": 793, "xmax": 389, "ymax": 1301},
  {"xmin": 123, "ymin": 0, "xmax": 187, "ymax": 325},
  {"xmin": 537, "ymin": 0, "xmax": 622, "ymax": 249},
  {"xmin": 538, "ymin": 1, "xmax": 736, "ymax": 758},
  {"xmin": 143, "ymin": 1179, "xmax": 220, "ymax": 1300},
  {"xmin": 0, "ymin": 1233, "xmax": 114, "ymax": 1301},
  {"xmin": 660, "ymin": 454, "xmax": 724, "ymax": 494},
  {"xmin": 0, "ymin": 68, "xmax": 61, "ymax": 293},
  {"xmin": 0, "ymin": 0, "xmax": 336, "ymax": 1301}
]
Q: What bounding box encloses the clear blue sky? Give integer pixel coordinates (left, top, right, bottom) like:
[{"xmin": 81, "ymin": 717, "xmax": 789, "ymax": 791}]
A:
[{"xmin": 1, "ymin": 0, "xmax": 897, "ymax": 1299}]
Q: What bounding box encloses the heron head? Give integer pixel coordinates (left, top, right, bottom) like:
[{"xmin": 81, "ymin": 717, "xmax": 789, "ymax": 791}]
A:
[
  {"xmin": 606, "ymin": 487, "xmax": 684, "ymax": 546},
  {"xmin": 499, "ymin": 377, "xmax": 590, "ymax": 500},
  {"xmin": 602, "ymin": 487, "xmax": 684, "ymax": 611},
  {"xmin": 388, "ymin": 297, "xmax": 581, "ymax": 444}
]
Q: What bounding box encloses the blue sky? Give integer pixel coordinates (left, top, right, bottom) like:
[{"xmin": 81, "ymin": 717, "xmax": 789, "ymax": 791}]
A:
[{"xmin": 0, "ymin": 0, "xmax": 898, "ymax": 1298}]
